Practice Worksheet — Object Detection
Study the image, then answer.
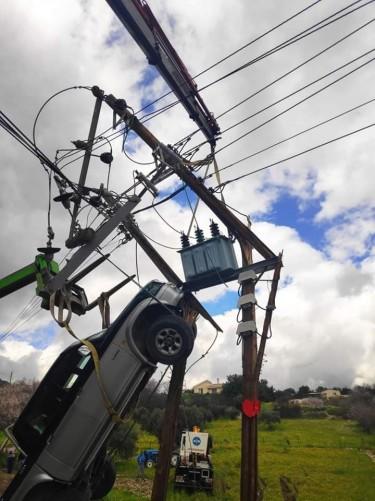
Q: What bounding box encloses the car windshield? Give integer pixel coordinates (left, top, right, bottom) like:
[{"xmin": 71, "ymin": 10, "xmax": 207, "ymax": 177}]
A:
[{"xmin": 13, "ymin": 331, "xmax": 107, "ymax": 456}]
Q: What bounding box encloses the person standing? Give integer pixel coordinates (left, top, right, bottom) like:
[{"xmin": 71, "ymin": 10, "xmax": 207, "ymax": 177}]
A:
[{"xmin": 6, "ymin": 449, "xmax": 16, "ymax": 474}]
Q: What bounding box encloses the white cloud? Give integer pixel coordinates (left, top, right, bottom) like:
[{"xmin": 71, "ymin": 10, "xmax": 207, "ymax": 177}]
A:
[{"xmin": 0, "ymin": 0, "xmax": 374, "ymax": 392}]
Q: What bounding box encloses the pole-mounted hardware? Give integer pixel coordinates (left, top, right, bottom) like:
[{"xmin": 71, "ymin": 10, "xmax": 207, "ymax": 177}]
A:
[{"xmin": 67, "ymin": 85, "xmax": 105, "ymax": 246}]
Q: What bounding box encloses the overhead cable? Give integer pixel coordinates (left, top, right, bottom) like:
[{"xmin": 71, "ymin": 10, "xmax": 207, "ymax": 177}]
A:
[
  {"xmin": 213, "ymin": 121, "xmax": 375, "ymax": 189},
  {"xmin": 217, "ymin": 16, "xmax": 375, "ymax": 121},
  {"xmin": 139, "ymin": 0, "xmax": 374, "ymax": 124},
  {"xmin": 215, "ymin": 50, "xmax": 375, "ymax": 154},
  {"xmin": 208, "ymin": 97, "xmax": 375, "ymax": 176},
  {"xmin": 135, "ymin": 0, "xmax": 323, "ymax": 116},
  {"xmin": 52, "ymin": 0, "xmax": 373, "ymax": 173},
  {"xmin": 199, "ymin": 0, "xmax": 374, "ymax": 92},
  {"xmin": 32, "ymin": 86, "xmax": 91, "ymax": 150}
]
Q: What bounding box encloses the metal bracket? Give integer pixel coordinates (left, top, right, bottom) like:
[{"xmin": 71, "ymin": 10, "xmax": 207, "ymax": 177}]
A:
[
  {"xmin": 45, "ymin": 196, "xmax": 140, "ymax": 294},
  {"xmin": 237, "ymin": 293, "xmax": 256, "ymax": 309},
  {"xmin": 237, "ymin": 320, "xmax": 257, "ymax": 336}
]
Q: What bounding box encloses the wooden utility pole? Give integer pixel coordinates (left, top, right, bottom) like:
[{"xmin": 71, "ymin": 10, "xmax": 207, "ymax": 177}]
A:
[
  {"xmin": 152, "ymin": 361, "xmax": 186, "ymax": 501},
  {"xmin": 239, "ymin": 238, "xmax": 258, "ymax": 501}
]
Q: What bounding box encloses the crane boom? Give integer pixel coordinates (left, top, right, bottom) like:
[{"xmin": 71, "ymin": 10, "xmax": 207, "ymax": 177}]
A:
[{"xmin": 106, "ymin": 0, "xmax": 220, "ymax": 144}]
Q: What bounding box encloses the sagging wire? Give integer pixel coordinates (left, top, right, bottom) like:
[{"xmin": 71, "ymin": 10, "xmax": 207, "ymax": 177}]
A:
[
  {"xmin": 32, "ymin": 85, "xmax": 92, "ymax": 151},
  {"xmin": 185, "ymin": 329, "xmax": 219, "ymax": 375},
  {"xmin": 152, "ymin": 201, "xmax": 182, "ymax": 235},
  {"xmin": 139, "ymin": 229, "xmax": 181, "ymax": 251}
]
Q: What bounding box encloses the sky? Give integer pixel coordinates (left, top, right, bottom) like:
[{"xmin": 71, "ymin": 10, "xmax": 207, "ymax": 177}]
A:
[{"xmin": 0, "ymin": 0, "xmax": 374, "ymax": 391}]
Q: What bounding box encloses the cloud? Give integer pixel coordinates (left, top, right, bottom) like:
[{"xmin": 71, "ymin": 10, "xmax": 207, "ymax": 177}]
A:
[
  {"xmin": 186, "ymin": 223, "xmax": 375, "ymax": 389},
  {"xmin": 0, "ymin": 0, "xmax": 374, "ymax": 392}
]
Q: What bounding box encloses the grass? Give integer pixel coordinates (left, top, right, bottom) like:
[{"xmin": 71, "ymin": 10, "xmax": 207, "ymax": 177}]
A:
[{"xmin": 106, "ymin": 418, "xmax": 375, "ymax": 500}]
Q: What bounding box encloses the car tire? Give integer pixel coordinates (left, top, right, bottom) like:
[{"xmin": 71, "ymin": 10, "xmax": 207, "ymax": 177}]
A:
[
  {"xmin": 145, "ymin": 460, "xmax": 154, "ymax": 469},
  {"xmin": 145, "ymin": 315, "xmax": 194, "ymax": 364},
  {"xmin": 170, "ymin": 453, "xmax": 179, "ymax": 467},
  {"xmin": 25, "ymin": 482, "xmax": 90, "ymax": 501},
  {"xmin": 91, "ymin": 456, "xmax": 116, "ymax": 500}
]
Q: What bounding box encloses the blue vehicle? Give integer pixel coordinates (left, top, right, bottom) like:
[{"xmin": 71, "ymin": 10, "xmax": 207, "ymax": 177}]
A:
[{"xmin": 137, "ymin": 449, "xmax": 159, "ymax": 468}]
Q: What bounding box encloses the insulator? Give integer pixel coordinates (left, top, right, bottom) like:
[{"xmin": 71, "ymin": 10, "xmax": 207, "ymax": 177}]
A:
[
  {"xmin": 100, "ymin": 152, "xmax": 113, "ymax": 164},
  {"xmin": 180, "ymin": 233, "xmax": 190, "ymax": 249},
  {"xmin": 209, "ymin": 220, "xmax": 220, "ymax": 237},
  {"xmin": 89, "ymin": 195, "xmax": 101, "ymax": 207},
  {"xmin": 115, "ymin": 98, "xmax": 127, "ymax": 112},
  {"xmin": 66, "ymin": 228, "xmax": 95, "ymax": 249},
  {"xmin": 195, "ymin": 227, "xmax": 205, "ymax": 243},
  {"xmin": 72, "ymin": 140, "xmax": 88, "ymax": 150}
]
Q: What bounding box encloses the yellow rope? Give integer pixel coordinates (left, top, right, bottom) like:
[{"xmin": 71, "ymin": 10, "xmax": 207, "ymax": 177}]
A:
[{"xmin": 49, "ymin": 292, "xmax": 123, "ymax": 424}]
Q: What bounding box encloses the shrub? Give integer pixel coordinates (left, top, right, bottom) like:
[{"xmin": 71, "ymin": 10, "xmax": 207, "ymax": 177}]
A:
[
  {"xmin": 349, "ymin": 402, "xmax": 375, "ymax": 433},
  {"xmin": 108, "ymin": 421, "xmax": 139, "ymax": 459},
  {"xmin": 260, "ymin": 410, "xmax": 281, "ymax": 430},
  {"xmin": 278, "ymin": 404, "xmax": 302, "ymax": 419},
  {"xmin": 224, "ymin": 406, "xmax": 239, "ymax": 419}
]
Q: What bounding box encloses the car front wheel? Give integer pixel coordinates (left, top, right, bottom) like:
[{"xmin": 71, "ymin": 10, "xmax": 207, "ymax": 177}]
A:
[{"xmin": 145, "ymin": 315, "xmax": 194, "ymax": 364}]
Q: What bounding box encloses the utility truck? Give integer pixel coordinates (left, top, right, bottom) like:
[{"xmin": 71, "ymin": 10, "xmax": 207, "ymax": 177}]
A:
[{"xmin": 173, "ymin": 429, "xmax": 213, "ymax": 491}]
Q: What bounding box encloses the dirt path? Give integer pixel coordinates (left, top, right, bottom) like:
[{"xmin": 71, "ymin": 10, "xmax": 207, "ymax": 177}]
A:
[
  {"xmin": 115, "ymin": 475, "xmax": 153, "ymax": 498},
  {"xmin": 0, "ymin": 471, "xmax": 14, "ymax": 496}
]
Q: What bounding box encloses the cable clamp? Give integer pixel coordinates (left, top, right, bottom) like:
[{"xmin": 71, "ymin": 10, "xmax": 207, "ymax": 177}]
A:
[
  {"xmin": 238, "ymin": 269, "xmax": 257, "ymax": 283},
  {"xmin": 237, "ymin": 320, "xmax": 257, "ymax": 336},
  {"xmin": 237, "ymin": 293, "xmax": 256, "ymax": 309}
]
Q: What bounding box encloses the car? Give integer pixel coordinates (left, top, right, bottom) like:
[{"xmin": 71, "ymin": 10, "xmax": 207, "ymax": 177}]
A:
[{"xmin": 1, "ymin": 280, "xmax": 195, "ymax": 501}]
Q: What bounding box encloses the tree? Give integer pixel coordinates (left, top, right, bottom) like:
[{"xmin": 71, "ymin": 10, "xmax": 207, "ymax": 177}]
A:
[
  {"xmin": 0, "ymin": 380, "xmax": 38, "ymax": 428},
  {"xmin": 258, "ymin": 379, "xmax": 276, "ymax": 402},
  {"xmin": 108, "ymin": 421, "xmax": 139, "ymax": 459},
  {"xmin": 348, "ymin": 386, "xmax": 375, "ymax": 433},
  {"xmin": 221, "ymin": 374, "xmax": 242, "ymax": 403},
  {"xmin": 296, "ymin": 385, "xmax": 310, "ymax": 398}
]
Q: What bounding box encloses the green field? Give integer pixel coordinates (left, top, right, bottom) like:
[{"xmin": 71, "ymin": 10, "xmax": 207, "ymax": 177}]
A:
[{"xmin": 106, "ymin": 418, "xmax": 375, "ymax": 501}]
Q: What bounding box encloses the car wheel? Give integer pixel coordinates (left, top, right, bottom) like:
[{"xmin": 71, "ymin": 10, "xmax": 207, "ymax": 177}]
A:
[
  {"xmin": 170, "ymin": 453, "xmax": 179, "ymax": 467},
  {"xmin": 91, "ymin": 456, "xmax": 116, "ymax": 500},
  {"xmin": 145, "ymin": 460, "xmax": 154, "ymax": 468},
  {"xmin": 145, "ymin": 315, "xmax": 194, "ymax": 364},
  {"xmin": 25, "ymin": 482, "xmax": 90, "ymax": 501}
]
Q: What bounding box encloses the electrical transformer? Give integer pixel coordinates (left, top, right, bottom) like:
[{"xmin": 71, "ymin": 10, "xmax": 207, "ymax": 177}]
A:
[{"xmin": 179, "ymin": 222, "xmax": 238, "ymax": 288}]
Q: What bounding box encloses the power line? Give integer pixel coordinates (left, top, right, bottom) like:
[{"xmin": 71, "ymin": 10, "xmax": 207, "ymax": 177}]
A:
[
  {"xmin": 208, "ymin": 97, "xmax": 375, "ymax": 176},
  {"xmin": 35, "ymin": 1, "xmax": 374, "ymax": 177},
  {"xmin": 32, "ymin": 86, "xmax": 91, "ymax": 150},
  {"xmin": 152, "ymin": 202, "xmax": 182, "ymax": 235},
  {"xmin": 199, "ymin": 0, "xmax": 374, "ymax": 92},
  {"xmin": 141, "ymin": 0, "xmax": 373, "ymax": 126},
  {"xmin": 133, "ymin": 185, "xmax": 186, "ymax": 215},
  {"xmin": 55, "ymin": 1, "xmax": 373, "ymax": 176},
  {"xmin": 217, "ymin": 16, "xmax": 375, "ymax": 121},
  {"xmin": 215, "ymin": 50, "xmax": 375, "ymax": 155},
  {"xmin": 133, "ymin": 0, "xmax": 324, "ymax": 117},
  {"xmin": 214, "ymin": 121, "xmax": 375, "ymax": 189}
]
